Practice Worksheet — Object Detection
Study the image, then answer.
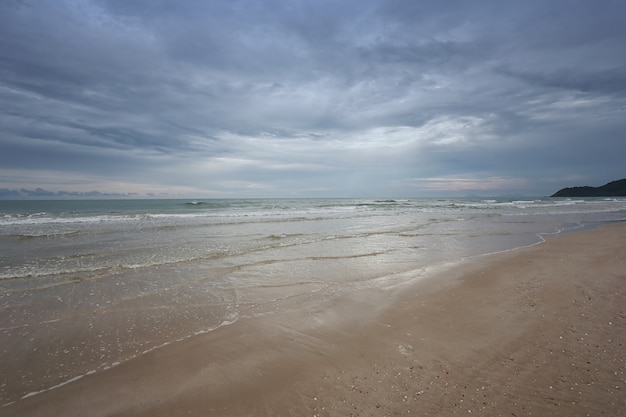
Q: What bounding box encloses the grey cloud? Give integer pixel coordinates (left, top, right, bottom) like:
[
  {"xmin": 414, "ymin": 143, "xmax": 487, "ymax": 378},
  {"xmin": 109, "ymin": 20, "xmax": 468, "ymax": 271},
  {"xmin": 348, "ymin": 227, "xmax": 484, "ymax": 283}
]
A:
[
  {"xmin": 357, "ymin": 40, "xmax": 488, "ymax": 69},
  {"xmin": 1, "ymin": 0, "xmax": 625, "ymax": 197},
  {"xmin": 497, "ymin": 66, "xmax": 626, "ymax": 95}
]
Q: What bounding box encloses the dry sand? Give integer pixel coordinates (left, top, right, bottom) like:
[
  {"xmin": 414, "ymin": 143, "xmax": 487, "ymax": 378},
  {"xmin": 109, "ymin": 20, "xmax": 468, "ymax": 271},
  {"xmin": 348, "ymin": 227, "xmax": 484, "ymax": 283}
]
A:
[{"xmin": 3, "ymin": 222, "xmax": 625, "ymax": 417}]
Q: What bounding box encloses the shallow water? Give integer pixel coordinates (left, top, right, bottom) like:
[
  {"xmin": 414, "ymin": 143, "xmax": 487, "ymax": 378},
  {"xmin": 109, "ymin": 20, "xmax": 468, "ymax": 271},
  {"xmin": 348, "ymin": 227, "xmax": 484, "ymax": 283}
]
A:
[{"xmin": 1, "ymin": 197, "xmax": 625, "ymax": 404}]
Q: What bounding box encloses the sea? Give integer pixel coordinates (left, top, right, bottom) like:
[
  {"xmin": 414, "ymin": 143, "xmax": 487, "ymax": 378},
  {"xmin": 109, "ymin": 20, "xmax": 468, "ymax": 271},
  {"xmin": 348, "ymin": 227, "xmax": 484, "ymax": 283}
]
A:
[{"xmin": 1, "ymin": 197, "xmax": 625, "ymax": 404}]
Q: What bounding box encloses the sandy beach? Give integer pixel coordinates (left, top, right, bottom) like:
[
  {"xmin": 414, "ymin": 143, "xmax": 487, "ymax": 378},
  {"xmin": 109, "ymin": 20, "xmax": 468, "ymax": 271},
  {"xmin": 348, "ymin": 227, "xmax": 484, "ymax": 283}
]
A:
[{"xmin": 3, "ymin": 222, "xmax": 625, "ymax": 417}]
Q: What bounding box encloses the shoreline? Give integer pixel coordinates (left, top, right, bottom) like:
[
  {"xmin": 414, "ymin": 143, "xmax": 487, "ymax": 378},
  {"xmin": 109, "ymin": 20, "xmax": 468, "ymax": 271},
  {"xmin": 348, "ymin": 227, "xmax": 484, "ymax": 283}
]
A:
[{"xmin": 3, "ymin": 222, "xmax": 625, "ymax": 416}]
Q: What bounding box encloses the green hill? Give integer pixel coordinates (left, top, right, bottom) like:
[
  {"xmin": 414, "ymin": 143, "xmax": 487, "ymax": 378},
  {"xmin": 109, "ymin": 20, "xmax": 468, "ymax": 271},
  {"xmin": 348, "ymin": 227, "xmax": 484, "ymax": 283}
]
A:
[{"xmin": 551, "ymin": 179, "xmax": 626, "ymax": 197}]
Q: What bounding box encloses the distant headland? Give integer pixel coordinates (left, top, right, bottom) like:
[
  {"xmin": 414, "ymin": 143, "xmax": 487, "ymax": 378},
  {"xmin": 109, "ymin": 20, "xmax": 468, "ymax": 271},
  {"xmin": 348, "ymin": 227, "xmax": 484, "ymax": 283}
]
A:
[{"xmin": 551, "ymin": 179, "xmax": 626, "ymax": 197}]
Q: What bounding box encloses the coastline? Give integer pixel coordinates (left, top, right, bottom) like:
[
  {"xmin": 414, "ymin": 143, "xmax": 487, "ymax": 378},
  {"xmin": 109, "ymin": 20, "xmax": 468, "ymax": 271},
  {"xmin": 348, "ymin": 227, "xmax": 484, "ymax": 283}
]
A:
[{"xmin": 3, "ymin": 222, "xmax": 625, "ymax": 416}]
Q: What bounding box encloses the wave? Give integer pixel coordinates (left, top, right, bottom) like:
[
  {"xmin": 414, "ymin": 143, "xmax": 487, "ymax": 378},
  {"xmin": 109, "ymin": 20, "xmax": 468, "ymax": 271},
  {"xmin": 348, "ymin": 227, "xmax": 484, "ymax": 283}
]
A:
[
  {"xmin": 0, "ymin": 214, "xmax": 139, "ymax": 226},
  {"xmin": 262, "ymin": 233, "xmax": 307, "ymax": 240},
  {"xmin": 1, "ymin": 230, "xmax": 85, "ymax": 239},
  {"xmin": 4, "ymin": 197, "xmax": 619, "ymax": 228},
  {"xmin": 12, "ymin": 317, "xmax": 238, "ymax": 406}
]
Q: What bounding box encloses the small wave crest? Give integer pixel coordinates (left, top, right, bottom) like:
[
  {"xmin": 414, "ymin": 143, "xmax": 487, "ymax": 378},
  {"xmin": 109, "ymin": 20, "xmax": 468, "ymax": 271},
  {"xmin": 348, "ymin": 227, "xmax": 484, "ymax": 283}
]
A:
[{"xmin": 12, "ymin": 317, "xmax": 238, "ymax": 405}]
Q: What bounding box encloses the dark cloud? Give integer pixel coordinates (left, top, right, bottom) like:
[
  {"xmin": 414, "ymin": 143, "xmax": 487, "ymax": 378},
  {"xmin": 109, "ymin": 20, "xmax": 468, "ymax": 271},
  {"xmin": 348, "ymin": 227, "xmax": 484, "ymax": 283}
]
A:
[
  {"xmin": 0, "ymin": 0, "xmax": 625, "ymax": 197},
  {"xmin": 497, "ymin": 66, "xmax": 626, "ymax": 95}
]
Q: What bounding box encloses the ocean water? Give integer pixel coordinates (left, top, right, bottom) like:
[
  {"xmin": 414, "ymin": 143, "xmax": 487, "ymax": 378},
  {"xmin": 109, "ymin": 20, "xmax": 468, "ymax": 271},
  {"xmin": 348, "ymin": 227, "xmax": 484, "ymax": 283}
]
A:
[{"xmin": 1, "ymin": 197, "xmax": 625, "ymax": 404}]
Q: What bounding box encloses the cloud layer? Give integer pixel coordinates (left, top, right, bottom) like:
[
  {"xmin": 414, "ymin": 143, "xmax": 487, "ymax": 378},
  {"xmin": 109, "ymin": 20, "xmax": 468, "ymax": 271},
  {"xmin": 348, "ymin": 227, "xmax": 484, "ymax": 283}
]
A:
[{"xmin": 1, "ymin": 0, "xmax": 625, "ymax": 197}]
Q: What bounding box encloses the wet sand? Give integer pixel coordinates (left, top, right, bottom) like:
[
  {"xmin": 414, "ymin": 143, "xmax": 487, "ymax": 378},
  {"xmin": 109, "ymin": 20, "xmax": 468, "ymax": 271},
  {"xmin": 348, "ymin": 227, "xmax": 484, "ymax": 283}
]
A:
[{"xmin": 3, "ymin": 222, "xmax": 625, "ymax": 417}]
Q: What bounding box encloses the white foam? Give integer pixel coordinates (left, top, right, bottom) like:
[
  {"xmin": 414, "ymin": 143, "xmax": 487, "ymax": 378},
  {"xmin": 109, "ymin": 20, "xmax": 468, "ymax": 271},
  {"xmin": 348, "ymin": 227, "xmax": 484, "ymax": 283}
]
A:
[
  {"xmin": 10, "ymin": 318, "xmax": 238, "ymax": 404},
  {"xmin": 20, "ymin": 374, "xmax": 86, "ymax": 400}
]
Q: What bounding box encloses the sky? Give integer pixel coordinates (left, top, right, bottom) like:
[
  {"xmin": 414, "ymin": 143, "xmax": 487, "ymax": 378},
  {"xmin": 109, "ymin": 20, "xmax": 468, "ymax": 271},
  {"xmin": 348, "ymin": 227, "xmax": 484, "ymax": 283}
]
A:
[{"xmin": 1, "ymin": 0, "xmax": 625, "ymax": 198}]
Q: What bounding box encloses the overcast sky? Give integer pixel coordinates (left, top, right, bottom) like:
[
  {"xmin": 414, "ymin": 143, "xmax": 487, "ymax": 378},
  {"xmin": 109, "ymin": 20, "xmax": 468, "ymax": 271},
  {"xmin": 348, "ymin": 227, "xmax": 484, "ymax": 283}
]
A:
[{"xmin": 1, "ymin": 0, "xmax": 625, "ymax": 198}]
